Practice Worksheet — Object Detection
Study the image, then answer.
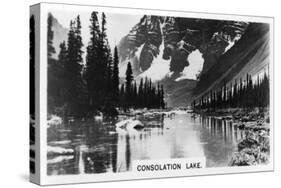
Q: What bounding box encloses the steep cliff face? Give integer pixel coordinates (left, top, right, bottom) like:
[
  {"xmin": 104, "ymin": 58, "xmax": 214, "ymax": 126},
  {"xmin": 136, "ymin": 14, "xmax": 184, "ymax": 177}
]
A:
[
  {"xmin": 118, "ymin": 16, "xmax": 248, "ymax": 79},
  {"xmin": 118, "ymin": 16, "xmax": 164, "ymax": 75},
  {"xmin": 49, "ymin": 13, "xmax": 69, "ymax": 59},
  {"xmin": 193, "ymin": 23, "xmax": 270, "ymax": 100},
  {"xmin": 118, "ymin": 16, "xmax": 250, "ymax": 107},
  {"xmin": 49, "ymin": 14, "xmax": 267, "ymax": 107}
]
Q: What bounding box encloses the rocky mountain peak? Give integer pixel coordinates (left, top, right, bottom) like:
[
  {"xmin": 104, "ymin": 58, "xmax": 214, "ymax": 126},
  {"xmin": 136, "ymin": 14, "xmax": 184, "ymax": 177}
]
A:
[{"xmin": 118, "ymin": 16, "xmax": 248, "ymax": 80}]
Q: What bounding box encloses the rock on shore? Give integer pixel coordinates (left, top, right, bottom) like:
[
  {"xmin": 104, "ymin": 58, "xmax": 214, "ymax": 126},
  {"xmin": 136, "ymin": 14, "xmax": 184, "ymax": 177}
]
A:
[
  {"xmin": 230, "ymin": 131, "xmax": 270, "ymax": 166},
  {"xmin": 194, "ymin": 108, "xmax": 271, "ymax": 166}
]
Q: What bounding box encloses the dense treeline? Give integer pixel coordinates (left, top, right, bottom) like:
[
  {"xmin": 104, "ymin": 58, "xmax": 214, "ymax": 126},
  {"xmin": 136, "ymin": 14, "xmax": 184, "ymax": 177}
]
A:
[
  {"xmin": 84, "ymin": 12, "xmax": 117, "ymax": 115},
  {"xmin": 119, "ymin": 62, "xmax": 165, "ymax": 110},
  {"xmin": 48, "ymin": 14, "xmax": 86, "ymax": 117},
  {"xmin": 192, "ymin": 73, "xmax": 269, "ymax": 110},
  {"xmin": 47, "ymin": 12, "xmax": 165, "ymax": 118}
]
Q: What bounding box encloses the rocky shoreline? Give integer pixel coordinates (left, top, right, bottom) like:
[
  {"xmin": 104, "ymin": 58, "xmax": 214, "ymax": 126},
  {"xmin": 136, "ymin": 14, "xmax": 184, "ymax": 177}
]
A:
[
  {"xmin": 194, "ymin": 108, "xmax": 270, "ymax": 166},
  {"xmin": 229, "ymin": 128, "xmax": 270, "ymax": 166},
  {"xmin": 230, "ymin": 109, "xmax": 270, "ymax": 166}
]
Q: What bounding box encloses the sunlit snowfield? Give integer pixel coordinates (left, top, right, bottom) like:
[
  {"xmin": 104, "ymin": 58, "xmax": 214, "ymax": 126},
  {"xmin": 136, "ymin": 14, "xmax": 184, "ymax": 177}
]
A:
[{"xmin": 47, "ymin": 111, "xmax": 246, "ymax": 175}]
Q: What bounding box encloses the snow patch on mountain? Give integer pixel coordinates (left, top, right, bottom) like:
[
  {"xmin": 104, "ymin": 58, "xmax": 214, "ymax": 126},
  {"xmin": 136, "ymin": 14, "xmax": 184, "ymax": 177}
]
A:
[
  {"xmin": 138, "ymin": 42, "xmax": 170, "ymax": 81},
  {"xmin": 138, "ymin": 59, "xmax": 170, "ymax": 81},
  {"xmin": 135, "ymin": 44, "xmax": 145, "ymax": 62},
  {"xmin": 176, "ymin": 50, "xmax": 204, "ymax": 81},
  {"xmin": 224, "ymin": 35, "xmax": 242, "ymax": 54},
  {"xmin": 119, "ymin": 58, "xmax": 128, "ymax": 78}
]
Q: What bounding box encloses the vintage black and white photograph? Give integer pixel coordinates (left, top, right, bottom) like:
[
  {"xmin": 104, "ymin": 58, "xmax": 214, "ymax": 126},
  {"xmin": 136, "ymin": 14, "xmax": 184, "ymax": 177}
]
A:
[{"xmin": 44, "ymin": 4, "xmax": 272, "ymax": 177}]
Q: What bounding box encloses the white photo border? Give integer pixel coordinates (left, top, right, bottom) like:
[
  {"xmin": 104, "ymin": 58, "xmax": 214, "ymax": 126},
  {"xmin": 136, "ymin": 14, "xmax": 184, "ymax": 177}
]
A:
[{"xmin": 38, "ymin": 3, "xmax": 274, "ymax": 185}]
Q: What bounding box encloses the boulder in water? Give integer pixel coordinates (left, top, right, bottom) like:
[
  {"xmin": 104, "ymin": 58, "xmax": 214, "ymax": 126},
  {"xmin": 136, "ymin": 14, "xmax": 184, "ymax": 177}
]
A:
[
  {"xmin": 115, "ymin": 119, "xmax": 144, "ymax": 130},
  {"xmin": 47, "ymin": 146, "xmax": 73, "ymax": 156},
  {"xmin": 127, "ymin": 120, "xmax": 144, "ymax": 130},
  {"xmin": 47, "ymin": 115, "xmax": 63, "ymax": 127},
  {"xmin": 94, "ymin": 112, "xmax": 103, "ymax": 121}
]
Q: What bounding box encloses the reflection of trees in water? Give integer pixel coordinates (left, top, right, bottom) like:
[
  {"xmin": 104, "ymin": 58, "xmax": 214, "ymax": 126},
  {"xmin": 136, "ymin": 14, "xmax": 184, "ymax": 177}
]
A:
[
  {"xmin": 47, "ymin": 118, "xmax": 119, "ymax": 174},
  {"xmin": 83, "ymin": 115, "xmax": 165, "ymax": 174},
  {"xmin": 48, "ymin": 115, "xmax": 167, "ymax": 174},
  {"xmin": 115, "ymin": 115, "xmax": 165, "ymax": 172},
  {"xmin": 139, "ymin": 115, "xmax": 165, "ymax": 129},
  {"xmin": 199, "ymin": 115, "xmax": 246, "ymax": 167},
  {"xmin": 81, "ymin": 119, "xmax": 119, "ymax": 174},
  {"xmin": 47, "ymin": 157, "xmax": 77, "ymax": 175},
  {"xmin": 48, "ymin": 114, "xmax": 250, "ymax": 174},
  {"xmin": 84, "ymin": 150, "xmax": 108, "ymax": 173},
  {"xmin": 201, "ymin": 116, "xmax": 241, "ymax": 143},
  {"xmin": 125, "ymin": 135, "xmax": 131, "ymax": 171}
]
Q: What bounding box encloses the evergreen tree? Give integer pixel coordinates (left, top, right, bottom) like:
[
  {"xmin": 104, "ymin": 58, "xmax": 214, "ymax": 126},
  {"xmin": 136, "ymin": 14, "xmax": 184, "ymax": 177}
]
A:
[
  {"xmin": 119, "ymin": 84, "xmax": 125, "ymax": 109},
  {"xmin": 58, "ymin": 42, "xmax": 67, "ymax": 66},
  {"xmin": 100, "ymin": 12, "xmax": 112, "ymax": 94},
  {"xmin": 47, "ymin": 14, "xmax": 56, "ymax": 57},
  {"xmin": 160, "ymin": 85, "xmax": 165, "ymax": 109},
  {"xmin": 105, "ymin": 59, "xmax": 113, "ymax": 93},
  {"xmin": 47, "ymin": 13, "xmax": 58, "ymax": 112},
  {"xmin": 64, "ymin": 16, "xmax": 84, "ymax": 116},
  {"xmin": 86, "ymin": 12, "xmax": 112, "ymax": 113},
  {"xmin": 84, "ymin": 12, "xmax": 120, "ymax": 115},
  {"xmin": 143, "ymin": 77, "xmax": 149, "ymax": 106},
  {"xmin": 193, "ymin": 73, "xmax": 269, "ymax": 110},
  {"xmin": 85, "ymin": 11, "xmax": 101, "ymax": 111},
  {"xmin": 125, "ymin": 62, "xmax": 133, "ymax": 95},
  {"xmin": 56, "ymin": 41, "xmax": 68, "ymax": 106},
  {"xmin": 138, "ymin": 78, "xmax": 144, "ymax": 107},
  {"xmin": 133, "ymin": 81, "xmax": 138, "ymax": 106},
  {"xmin": 156, "ymin": 83, "xmax": 161, "ymax": 107},
  {"xmin": 112, "ymin": 46, "xmax": 120, "ymax": 105},
  {"xmin": 101, "ymin": 12, "xmax": 114, "ymax": 108},
  {"xmin": 262, "ymin": 73, "xmax": 270, "ymax": 107},
  {"xmin": 117, "ymin": 74, "xmax": 165, "ymax": 110}
]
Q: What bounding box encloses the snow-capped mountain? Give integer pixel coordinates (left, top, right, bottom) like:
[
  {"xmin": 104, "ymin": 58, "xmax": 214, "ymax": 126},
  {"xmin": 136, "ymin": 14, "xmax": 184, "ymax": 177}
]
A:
[
  {"xmin": 193, "ymin": 23, "xmax": 270, "ymax": 101},
  {"xmin": 118, "ymin": 16, "xmax": 248, "ymax": 81},
  {"xmin": 118, "ymin": 16, "xmax": 252, "ymax": 107},
  {"xmin": 49, "ymin": 14, "xmax": 269, "ymax": 107}
]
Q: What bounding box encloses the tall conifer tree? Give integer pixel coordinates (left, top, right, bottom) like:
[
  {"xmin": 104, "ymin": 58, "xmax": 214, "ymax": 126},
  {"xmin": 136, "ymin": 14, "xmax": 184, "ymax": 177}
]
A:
[
  {"xmin": 125, "ymin": 62, "xmax": 133, "ymax": 108},
  {"xmin": 85, "ymin": 12, "xmax": 101, "ymax": 111},
  {"xmin": 47, "ymin": 13, "xmax": 56, "ymax": 57},
  {"xmin": 47, "ymin": 13, "xmax": 58, "ymax": 112},
  {"xmin": 65, "ymin": 16, "xmax": 84, "ymax": 115},
  {"xmin": 56, "ymin": 41, "xmax": 68, "ymax": 106},
  {"xmin": 112, "ymin": 46, "xmax": 120, "ymax": 105},
  {"xmin": 125, "ymin": 62, "xmax": 133, "ymax": 93}
]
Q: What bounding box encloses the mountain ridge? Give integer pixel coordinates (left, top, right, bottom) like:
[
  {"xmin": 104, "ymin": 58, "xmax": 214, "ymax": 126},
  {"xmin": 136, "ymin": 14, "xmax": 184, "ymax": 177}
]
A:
[
  {"xmin": 193, "ymin": 23, "xmax": 270, "ymax": 101},
  {"xmin": 49, "ymin": 14, "xmax": 269, "ymax": 107},
  {"xmin": 118, "ymin": 16, "xmax": 248, "ymax": 81}
]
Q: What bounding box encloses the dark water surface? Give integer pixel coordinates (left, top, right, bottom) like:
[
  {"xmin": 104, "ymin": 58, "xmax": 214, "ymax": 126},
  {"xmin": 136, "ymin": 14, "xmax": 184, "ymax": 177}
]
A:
[{"xmin": 47, "ymin": 112, "xmax": 245, "ymax": 175}]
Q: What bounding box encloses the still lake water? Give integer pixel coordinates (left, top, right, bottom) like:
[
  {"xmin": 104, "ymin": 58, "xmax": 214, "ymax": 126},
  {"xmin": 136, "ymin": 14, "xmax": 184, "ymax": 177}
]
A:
[{"xmin": 47, "ymin": 112, "xmax": 245, "ymax": 175}]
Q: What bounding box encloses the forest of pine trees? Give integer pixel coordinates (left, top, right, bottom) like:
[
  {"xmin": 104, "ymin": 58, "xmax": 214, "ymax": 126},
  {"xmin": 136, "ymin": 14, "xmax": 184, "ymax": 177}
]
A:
[
  {"xmin": 192, "ymin": 73, "xmax": 270, "ymax": 110},
  {"xmin": 119, "ymin": 62, "xmax": 165, "ymax": 110},
  {"xmin": 47, "ymin": 12, "xmax": 165, "ymax": 118}
]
